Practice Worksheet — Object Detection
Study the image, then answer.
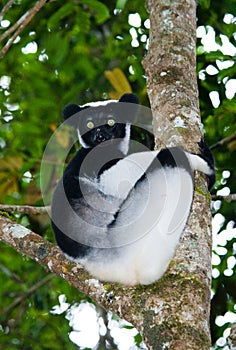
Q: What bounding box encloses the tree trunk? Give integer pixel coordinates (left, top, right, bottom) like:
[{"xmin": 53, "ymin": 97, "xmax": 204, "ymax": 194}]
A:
[{"xmin": 142, "ymin": 0, "xmax": 212, "ymax": 349}]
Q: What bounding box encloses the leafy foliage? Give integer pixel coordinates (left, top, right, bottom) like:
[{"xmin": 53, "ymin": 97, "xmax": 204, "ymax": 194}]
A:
[
  {"xmin": 0, "ymin": 0, "xmax": 235, "ymax": 348},
  {"xmin": 197, "ymin": 1, "xmax": 236, "ymax": 347}
]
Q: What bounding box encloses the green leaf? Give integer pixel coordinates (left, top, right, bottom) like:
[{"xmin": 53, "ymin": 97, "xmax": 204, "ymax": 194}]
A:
[
  {"xmin": 134, "ymin": 332, "xmax": 143, "ymax": 346},
  {"xmin": 116, "ymin": 0, "xmax": 128, "ymax": 10},
  {"xmin": 122, "ymin": 325, "xmax": 134, "ymax": 329},
  {"xmin": 81, "ymin": 0, "xmax": 110, "ymax": 24},
  {"xmin": 217, "ymin": 65, "xmax": 236, "ymax": 81},
  {"xmin": 47, "ymin": 3, "xmax": 75, "ymax": 30},
  {"xmin": 198, "ymin": 0, "xmax": 211, "ymax": 9}
]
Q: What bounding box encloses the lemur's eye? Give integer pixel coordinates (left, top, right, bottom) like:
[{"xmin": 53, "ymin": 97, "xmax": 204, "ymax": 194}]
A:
[
  {"xmin": 87, "ymin": 121, "xmax": 94, "ymax": 129},
  {"xmin": 107, "ymin": 119, "xmax": 115, "ymax": 127}
]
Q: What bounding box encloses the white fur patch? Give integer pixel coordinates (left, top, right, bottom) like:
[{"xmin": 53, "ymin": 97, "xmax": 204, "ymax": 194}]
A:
[
  {"xmin": 118, "ymin": 123, "xmax": 130, "ymax": 155},
  {"xmin": 98, "ymin": 150, "xmax": 158, "ymax": 199},
  {"xmin": 77, "ymin": 129, "xmax": 90, "ymax": 148},
  {"xmin": 185, "ymin": 153, "xmax": 213, "ymax": 175},
  {"xmin": 82, "ymin": 100, "xmax": 117, "ymax": 107},
  {"xmin": 80, "ymin": 166, "xmax": 193, "ymax": 285}
]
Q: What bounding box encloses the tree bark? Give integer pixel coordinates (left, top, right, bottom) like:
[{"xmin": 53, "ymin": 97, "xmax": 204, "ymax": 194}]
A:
[
  {"xmin": 142, "ymin": 0, "xmax": 212, "ymax": 349},
  {"xmin": 143, "ymin": 0, "xmax": 201, "ymax": 150}
]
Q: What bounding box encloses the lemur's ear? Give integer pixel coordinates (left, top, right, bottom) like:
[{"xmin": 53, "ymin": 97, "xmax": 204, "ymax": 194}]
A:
[
  {"xmin": 62, "ymin": 104, "xmax": 89, "ymax": 127},
  {"xmin": 117, "ymin": 94, "xmax": 140, "ymax": 124},
  {"xmin": 119, "ymin": 93, "xmax": 139, "ymax": 105},
  {"xmin": 63, "ymin": 104, "xmax": 82, "ymax": 121}
]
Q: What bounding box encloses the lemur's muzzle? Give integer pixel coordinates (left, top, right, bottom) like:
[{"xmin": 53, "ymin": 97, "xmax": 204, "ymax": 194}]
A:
[{"xmin": 93, "ymin": 128, "xmax": 108, "ymax": 143}]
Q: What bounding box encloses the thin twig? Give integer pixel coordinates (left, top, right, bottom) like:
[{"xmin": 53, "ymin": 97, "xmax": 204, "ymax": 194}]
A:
[
  {"xmin": 0, "ymin": 10, "xmax": 28, "ymax": 43},
  {"xmin": 0, "ymin": 0, "xmax": 48, "ymax": 58},
  {"xmin": 210, "ymin": 132, "xmax": 236, "ymax": 150},
  {"xmin": 0, "ymin": 263, "xmax": 23, "ymax": 284},
  {"xmin": 0, "ymin": 204, "xmax": 50, "ymax": 215},
  {"xmin": 0, "ymin": 274, "xmax": 53, "ymax": 317},
  {"xmin": 0, "ymin": 0, "xmax": 15, "ymax": 21},
  {"xmin": 212, "ymin": 194, "xmax": 236, "ymax": 202}
]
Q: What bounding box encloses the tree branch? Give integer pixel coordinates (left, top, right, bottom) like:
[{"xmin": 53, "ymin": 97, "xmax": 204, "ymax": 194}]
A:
[
  {"xmin": 0, "ymin": 262, "xmax": 23, "ymax": 284},
  {"xmin": 0, "ymin": 274, "xmax": 53, "ymax": 317},
  {"xmin": 212, "ymin": 194, "xmax": 236, "ymax": 201},
  {"xmin": 0, "ymin": 204, "xmax": 50, "ymax": 215},
  {"xmin": 0, "ymin": 0, "xmax": 15, "ymax": 21},
  {"xmin": 210, "ymin": 132, "xmax": 236, "ymax": 150},
  {"xmin": 0, "ymin": 9, "xmax": 28, "ymax": 43},
  {"xmin": 0, "ymin": 0, "xmax": 48, "ymax": 58},
  {"xmin": 0, "ymin": 215, "xmax": 153, "ymax": 335}
]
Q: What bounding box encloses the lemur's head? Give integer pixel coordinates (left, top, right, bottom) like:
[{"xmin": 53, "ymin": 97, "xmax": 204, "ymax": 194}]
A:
[{"xmin": 63, "ymin": 93, "xmax": 139, "ymax": 154}]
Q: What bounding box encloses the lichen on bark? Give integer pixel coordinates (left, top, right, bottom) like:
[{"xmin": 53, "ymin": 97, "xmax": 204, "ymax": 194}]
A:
[{"xmin": 142, "ymin": 0, "xmax": 212, "ymax": 349}]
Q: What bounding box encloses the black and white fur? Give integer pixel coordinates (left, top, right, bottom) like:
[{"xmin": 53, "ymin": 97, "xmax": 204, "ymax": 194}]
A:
[{"xmin": 51, "ymin": 93, "xmax": 215, "ymax": 285}]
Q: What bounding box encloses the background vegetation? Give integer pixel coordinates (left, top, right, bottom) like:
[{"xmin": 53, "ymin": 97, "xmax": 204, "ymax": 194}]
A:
[{"xmin": 0, "ymin": 0, "xmax": 235, "ymax": 348}]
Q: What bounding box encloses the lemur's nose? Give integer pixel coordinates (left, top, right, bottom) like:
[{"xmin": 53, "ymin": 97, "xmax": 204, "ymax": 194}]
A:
[{"xmin": 94, "ymin": 128, "xmax": 106, "ymax": 143}]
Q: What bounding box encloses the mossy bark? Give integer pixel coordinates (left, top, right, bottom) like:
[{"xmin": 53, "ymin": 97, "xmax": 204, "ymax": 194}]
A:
[{"xmin": 142, "ymin": 0, "xmax": 212, "ymax": 349}]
